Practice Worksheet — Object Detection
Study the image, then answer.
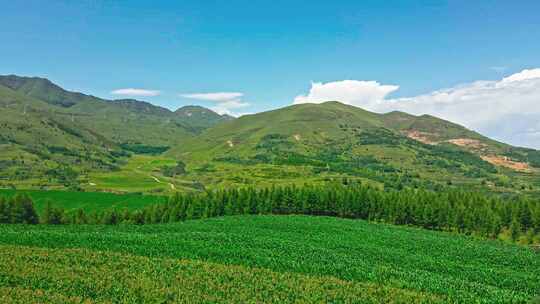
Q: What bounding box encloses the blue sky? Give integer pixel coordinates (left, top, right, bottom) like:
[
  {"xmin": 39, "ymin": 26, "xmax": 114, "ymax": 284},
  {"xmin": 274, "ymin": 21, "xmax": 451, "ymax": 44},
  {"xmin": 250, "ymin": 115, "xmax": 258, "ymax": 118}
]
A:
[{"xmin": 2, "ymin": 1, "xmax": 540, "ymax": 147}]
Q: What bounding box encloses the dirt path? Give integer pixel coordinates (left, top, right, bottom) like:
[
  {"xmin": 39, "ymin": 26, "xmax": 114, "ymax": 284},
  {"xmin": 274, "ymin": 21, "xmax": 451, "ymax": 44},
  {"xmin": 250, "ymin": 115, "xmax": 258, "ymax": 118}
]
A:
[{"xmin": 150, "ymin": 175, "xmax": 176, "ymax": 190}]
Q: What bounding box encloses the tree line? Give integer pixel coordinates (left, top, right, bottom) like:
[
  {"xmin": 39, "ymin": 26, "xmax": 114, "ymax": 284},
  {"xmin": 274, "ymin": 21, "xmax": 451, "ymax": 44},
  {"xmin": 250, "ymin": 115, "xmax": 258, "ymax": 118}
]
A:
[
  {"xmin": 0, "ymin": 194, "xmax": 39, "ymax": 224},
  {"xmin": 1, "ymin": 182, "xmax": 539, "ymax": 243}
]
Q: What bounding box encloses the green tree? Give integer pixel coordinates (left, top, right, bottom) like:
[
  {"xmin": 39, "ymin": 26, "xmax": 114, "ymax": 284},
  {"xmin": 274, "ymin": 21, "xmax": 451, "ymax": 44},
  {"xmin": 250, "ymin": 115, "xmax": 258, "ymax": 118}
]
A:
[
  {"xmin": 0, "ymin": 197, "xmax": 9, "ymax": 223},
  {"xmin": 41, "ymin": 201, "xmax": 64, "ymax": 225},
  {"xmin": 102, "ymin": 210, "xmax": 119, "ymax": 225},
  {"xmin": 75, "ymin": 209, "xmax": 88, "ymax": 225},
  {"xmin": 510, "ymin": 218, "xmax": 521, "ymax": 241},
  {"xmin": 532, "ymin": 205, "xmax": 540, "ymax": 233},
  {"xmin": 41, "ymin": 200, "xmax": 54, "ymax": 224},
  {"xmin": 9, "ymin": 195, "xmax": 25, "ymax": 224}
]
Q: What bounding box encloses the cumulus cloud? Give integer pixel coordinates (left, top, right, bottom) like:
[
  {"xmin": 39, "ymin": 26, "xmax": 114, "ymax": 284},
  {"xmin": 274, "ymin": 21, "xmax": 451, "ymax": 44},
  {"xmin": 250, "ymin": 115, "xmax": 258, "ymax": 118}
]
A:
[
  {"xmin": 500, "ymin": 68, "xmax": 540, "ymax": 83},
  {"xmin": 210, "ymin": 100, "xmax": 250, "ymax": 116},
  {"xmin": 293, "ymin": 69, "xmax": 540, "ymax": 149},
  {"xmin": 180, "ymin": 91, "xmax": 249, "ymax": 116},
  {"xmin": 180, "ymin": 92, "xmax": 243, "ymax": 102},
  {"xmin": 294, "ymin": 80, "xmax": 399, "ymax": 109},
  {"xmin": 111, "ymin": 88, "xmax": 161, "ymax": 97}
]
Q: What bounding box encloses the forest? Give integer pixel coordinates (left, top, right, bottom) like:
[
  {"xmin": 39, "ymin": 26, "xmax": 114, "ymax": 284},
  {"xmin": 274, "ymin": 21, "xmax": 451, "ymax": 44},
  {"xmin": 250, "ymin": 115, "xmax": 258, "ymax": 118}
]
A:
[{"xmin": 2, "ymin": 182, "xmax": 539, "ymax": 244}]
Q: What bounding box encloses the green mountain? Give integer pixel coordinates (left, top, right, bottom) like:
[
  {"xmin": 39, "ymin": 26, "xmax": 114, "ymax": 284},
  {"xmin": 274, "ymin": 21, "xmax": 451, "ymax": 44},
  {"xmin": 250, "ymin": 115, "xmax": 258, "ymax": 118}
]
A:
[
  {"xmin": 169, "ymin": 101, "xmax": 540, "ymax": 196},
  {"xmin": 175, "ymin": 105, "xmax": 234, "ymax": 132},
  {"xmin": 0, "ymin": 75, "xmax": 231, "ymax": 189},
  {"xmin": 2, "ymin": 75, "xmax": 539, "ymax": 196}
]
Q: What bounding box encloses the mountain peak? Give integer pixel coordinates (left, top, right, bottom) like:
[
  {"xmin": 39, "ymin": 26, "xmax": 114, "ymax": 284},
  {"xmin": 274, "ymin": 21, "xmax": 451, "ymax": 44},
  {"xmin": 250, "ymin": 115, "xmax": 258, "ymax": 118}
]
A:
[
  {"xmin": 174, "ymin": 105, "xmax": 234, "ymax": 129},
  {"xmin": 0, "ymin": 74, "xmax": 56, "ymax": 91},
  {"xmin": 0, "ymin": 74, "xmax": 97, "ymax": 107}
]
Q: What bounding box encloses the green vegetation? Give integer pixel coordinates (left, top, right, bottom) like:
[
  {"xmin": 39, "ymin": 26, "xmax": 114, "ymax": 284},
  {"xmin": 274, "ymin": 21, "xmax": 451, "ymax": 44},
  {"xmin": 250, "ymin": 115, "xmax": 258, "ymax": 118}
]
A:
[
  {"xmin": 0, "ymin": 75, "xmax": 230, "ymax": 190},
  {"xmin": 2, "ymin": 183, "xmax": 539, "ymax": 244},
  {"xmin": 0, "ymin": 244, "xmax": 439, "ymax": 303},
  {"xmin": 3, "ymin": 71, "xmax": 540, "ymax": 302},
  {"xmin": 2, "ymin": 76, "xmax": 540, "ymax": 198},
  {"xmin": 175, "ymin": 105, "xmax": 234, "ymax": 132},
  {"xmin": 0, "ymin": 194, "xmax": 38, "ymax": 224},
  {"xmin": 0, "ymin": 216, "xmax": 538, "ymax": 303},
  {"xmin": 168, "ymin": 101, "xmax": 540, "ymax": 198},
  {"xmin": 0, "ymin": 189, "xmax": 165, "ymax": 214},
  {"xmin": 119, "ymin": 143, "xmax": 170, "ymax": 155}
]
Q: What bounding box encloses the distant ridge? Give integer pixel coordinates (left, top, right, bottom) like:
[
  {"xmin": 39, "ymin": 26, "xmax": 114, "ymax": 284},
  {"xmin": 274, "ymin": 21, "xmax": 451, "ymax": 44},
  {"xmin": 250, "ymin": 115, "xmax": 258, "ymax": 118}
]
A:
[{"xmin": 1, "ymin": 74, "xmax": 539, "ymax": 196}]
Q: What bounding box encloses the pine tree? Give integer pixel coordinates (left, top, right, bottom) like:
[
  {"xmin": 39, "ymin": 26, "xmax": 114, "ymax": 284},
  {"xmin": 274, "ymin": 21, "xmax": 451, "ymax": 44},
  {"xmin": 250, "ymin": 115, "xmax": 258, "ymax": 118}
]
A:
[
  {"xmin": 41, "ymin": 200, "xmax": 54, "ymax": 224},
  {"xmin": 120, "ymin": 209, "xmax": 131, "ymax": 224},
  {"xmin": 168, "ymin": 205, "xmax": 181, "ymax": 223},
  {"xmin": 20, "ymin": 194, "xmax": 39, "ymax": 224},
  {"xmin": 9, "ymin": 195, "xmax": 25, "ymax": 224},
  {"xmin": 0, "ymin": 197, "xmax": 8, "ymax": 223},
  {"xmin": 224, "ymin": 198, "xmax": 235, "ymax": 216},
  {"xmin": 131, "ymin": 210, "xmax": 145, "ymax": 225},
  {"xmin": 102, "ymin": 210, "xmax": 119, "ymax": 225},
  {"xmin": 510, "ymin": 218, "xmax": 521, "ymax": 241},
  {"xmin": 517, "ymin": 200, "xmax": 532, "ymax": 230},
  {"xmin": 490, "ymin": 215, "xmax": 503, "ymax": 238},
  {"xmin": 532, "ymin": 205, "xmax": 540, "ymax": 233}
]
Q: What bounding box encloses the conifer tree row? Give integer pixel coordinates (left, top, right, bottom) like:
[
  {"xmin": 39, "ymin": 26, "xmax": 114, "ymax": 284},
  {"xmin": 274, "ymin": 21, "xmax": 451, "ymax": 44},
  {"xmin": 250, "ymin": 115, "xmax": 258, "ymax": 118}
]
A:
[
  {"xmin": 0, "ymin": 194, "xmax": 39, "ymax": 224},
  {"xmin": 1, "ymin": 183, "xmax": 539, "ymax": 243}
]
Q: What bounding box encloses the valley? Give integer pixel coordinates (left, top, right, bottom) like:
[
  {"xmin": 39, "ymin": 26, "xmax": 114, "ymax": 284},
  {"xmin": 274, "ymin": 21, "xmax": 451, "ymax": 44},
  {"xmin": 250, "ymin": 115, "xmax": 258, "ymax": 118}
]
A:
[
  {"xmin": 3, "ymin": 3, "xmax": 540, "ymax": 303},
  {"xmin": 2, "ymin": 76, "xmax": 540, "ymax": 199},
  {"xmin": 1, "ymin": 75, "xmax": 540, "ymax": 303}
]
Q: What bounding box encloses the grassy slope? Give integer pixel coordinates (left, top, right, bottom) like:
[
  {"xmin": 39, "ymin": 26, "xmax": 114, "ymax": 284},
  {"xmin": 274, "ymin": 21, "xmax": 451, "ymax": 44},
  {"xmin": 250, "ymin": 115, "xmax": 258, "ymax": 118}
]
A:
[
  {"xmin": 3, "ymin": 74, "xmax": 540, "ymax": 196},
  {"xmin": 0, "ymin": 188, "xmax": 166, "ymax": 214},
  {"xmin": 175, "ymin": 105, "xmax": 234, "ymax": 132},
  {"xmin": 0, "ymin": 84, "xmax": 122, "ymax": 187},
  {"xmin": 0, "ymin": 215, "xmax": 538, "ymax": 303},
  {"xmin": 167, "ymin": 101, "xmax": 540, "ymax": 196},
  {"xmin": 0, "ymin": 75, "xmax": 232, "ymax": 189},
  {"xmin": 0, "ymin": 74, "xmax": 231, "ymax": 146}
]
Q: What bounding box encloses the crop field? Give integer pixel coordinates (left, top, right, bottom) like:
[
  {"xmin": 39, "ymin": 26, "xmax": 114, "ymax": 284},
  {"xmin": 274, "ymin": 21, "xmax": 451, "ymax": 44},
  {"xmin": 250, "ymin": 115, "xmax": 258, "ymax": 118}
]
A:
[
  {"xmin": 0, "ymin": 189, "xmax": 165, "ymax": 214},
  {"xmin": 0, "ymin": 215, "xmax": 538, "ymax": 303},
  {"xmin": 0, "ymin": 246, "xmax": 438, "ymax": 303}
]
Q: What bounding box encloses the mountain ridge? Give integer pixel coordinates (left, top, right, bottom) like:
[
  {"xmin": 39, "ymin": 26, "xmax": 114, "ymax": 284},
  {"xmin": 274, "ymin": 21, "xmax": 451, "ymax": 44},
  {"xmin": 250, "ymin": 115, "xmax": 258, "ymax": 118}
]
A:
[
  {"xmin": 168, "ymin": 100, "xmax": 540, "ymax": 195},
  {"xmin": 1, "ymin": 75, "xmax": 540, "ymax": 196}
]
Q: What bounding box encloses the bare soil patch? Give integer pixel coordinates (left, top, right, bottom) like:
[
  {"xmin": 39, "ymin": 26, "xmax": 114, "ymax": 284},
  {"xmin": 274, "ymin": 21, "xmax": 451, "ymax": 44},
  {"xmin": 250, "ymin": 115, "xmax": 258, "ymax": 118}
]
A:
[{"xmin": 481, "ymin": 155, "xmax": 530, "ymax": 172}]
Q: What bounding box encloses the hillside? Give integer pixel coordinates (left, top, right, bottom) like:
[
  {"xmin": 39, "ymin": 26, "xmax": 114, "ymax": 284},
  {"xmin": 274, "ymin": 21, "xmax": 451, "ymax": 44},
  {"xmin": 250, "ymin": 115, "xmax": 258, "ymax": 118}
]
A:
[
  {"xmin": 175, "ymin": 105, "xmax": 234, "ymax": 132},
  {"xmin": 169, "ymin": 101, "xmax": 540, "ymax": 196},
  {"xmin": 0, "ymin": 215, "xmax": 538, "ymax": 303},
  {"xmin": 0, "ymin": 75, "xmax": 230, "ymax": 190},
  {"xmin": 2, "ymin": 75, "xmax": 540, "ymax": 196}
]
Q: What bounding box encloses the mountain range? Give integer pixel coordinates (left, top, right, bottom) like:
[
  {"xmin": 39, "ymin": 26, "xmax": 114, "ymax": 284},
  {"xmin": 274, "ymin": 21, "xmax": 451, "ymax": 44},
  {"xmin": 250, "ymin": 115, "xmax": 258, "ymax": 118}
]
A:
[{"xmin": 1, "ymin": 75, "xmax": 539, "ymax": 197}]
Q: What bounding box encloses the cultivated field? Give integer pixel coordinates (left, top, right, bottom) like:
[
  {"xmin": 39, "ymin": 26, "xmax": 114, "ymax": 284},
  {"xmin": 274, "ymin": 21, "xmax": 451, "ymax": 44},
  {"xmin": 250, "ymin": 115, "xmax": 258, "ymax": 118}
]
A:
[{"xmin": 0, "ymin": 215, "xmax": 538, "ymax": 303}]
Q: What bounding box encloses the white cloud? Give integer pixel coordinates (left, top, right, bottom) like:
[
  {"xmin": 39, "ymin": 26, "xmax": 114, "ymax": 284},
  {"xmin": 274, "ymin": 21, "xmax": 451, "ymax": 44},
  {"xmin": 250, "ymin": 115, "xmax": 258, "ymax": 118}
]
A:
[
  {"xmin": 294, "ymin": 80, "xmax": 399, "ymax": 109},
  {"xmin": 210, "ymin": 100, "xmax": 250, "ymax": 116},
  {"xmin": 180, "ymin": 91, "xmax": 249, "ymax": 116},
  {"xmin": 500, "ymin": 68, "xmax": 540, "ymax": 83},
  {"xmin": 293, "ymin": 69, "xmax": 540, "ymax": 149},
  {"xmin": 111, "ymin": 88, "xmax": 161, "ymax": 97},
  {"xmin": 180, "ymin": 92, "xmax": 243, "ymax": 102}
]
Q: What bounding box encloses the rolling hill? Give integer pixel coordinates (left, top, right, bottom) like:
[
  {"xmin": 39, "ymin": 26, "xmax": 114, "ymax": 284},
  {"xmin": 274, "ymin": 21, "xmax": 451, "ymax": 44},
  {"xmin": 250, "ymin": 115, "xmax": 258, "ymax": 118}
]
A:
[
  {"xmin": 175, "ymin": 105, "xmax": 234, "ymax": 132},
  {"xmin": 2, "ymin": 75, "xmax": 540, "ymax": 196},
  {"xmin": 169, "ymin": 101, "xmax": 540, "ymax": 196},
  {"xmin": 0, "ymin": 75, "xmax": 230, "ymax": 190}
]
